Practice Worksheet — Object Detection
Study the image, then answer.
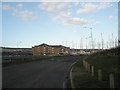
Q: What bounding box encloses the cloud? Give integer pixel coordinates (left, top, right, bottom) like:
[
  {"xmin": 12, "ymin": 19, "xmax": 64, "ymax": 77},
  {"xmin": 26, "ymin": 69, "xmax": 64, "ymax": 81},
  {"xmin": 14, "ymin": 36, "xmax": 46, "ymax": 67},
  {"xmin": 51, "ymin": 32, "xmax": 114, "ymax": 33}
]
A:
[
  {"xmin": 66, "ymin": 18, "xmax": 100, "ymax": 26},
  {"xmin": 98, "ymin": 2, "xmax": 113, "ymax": 9},
  {"xmin": 59, "ymin": 11, "xmax": 71, "ymax": 18},
  {"xmin": 108, "ymin": 16, "xmax": 113, "ymax": 19},
  {"xmin": 2, "ymin": 4, "xmax": 37, "ymax": 21},
  {"xmin": 88, "ymin": 19, "xmax": 101, "ymax": 25},
  {"xmin": 16, "ymin": 4, "xmax": 23, "ymax": 8},
  {"xmin": 94, "ymin": 21, "xmax": 100, "ymax": 24},
  {"xmin": 38, "ymin": 2, "xmax": 72, "ymax": 12},
  {"xmin": 38, "ymin": 2, "xmax": 72, "ymax": 23},
  {"xmin": 73, "ymin": 29, "xmax": 78, "ymax": 33},
  {"xmin": 13, "ymin": 10, "xmax": 38, "ymax": 21},
  {"xmin": 2, "ymin": 4, "xmax": 14, "ymax": 11},
  {"xmin": 77, "ymin": 3, "xmax": 97, "ymax": 14},
  {"xmin": 77, "ymin": 3, "xmax": 113, "ymax": 14},
  {"xmin": 38, "ymin": 2, "xmax": 102, "ymax": 26},
  {"xmin": 66, "ymin": 18, "xmax": 88, "ymax": 26},
  {"xmin": 53, "ymin": 11, "xmax": 71, "ymax": 20}
]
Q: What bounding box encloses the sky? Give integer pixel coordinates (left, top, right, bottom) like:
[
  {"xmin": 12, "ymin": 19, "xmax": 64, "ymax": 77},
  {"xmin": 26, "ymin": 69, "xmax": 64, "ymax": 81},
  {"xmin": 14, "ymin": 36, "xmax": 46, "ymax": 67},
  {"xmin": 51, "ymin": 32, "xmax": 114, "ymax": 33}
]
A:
[{"xmin": 1, "ymin": 2, "xmax": 118, "ymax": 49}]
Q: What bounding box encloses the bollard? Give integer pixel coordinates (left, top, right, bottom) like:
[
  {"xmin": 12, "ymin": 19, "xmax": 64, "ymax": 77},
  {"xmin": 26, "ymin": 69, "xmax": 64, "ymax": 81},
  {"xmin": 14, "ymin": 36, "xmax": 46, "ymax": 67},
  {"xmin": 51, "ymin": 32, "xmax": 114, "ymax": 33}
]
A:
[
  {"xmin": 84, "ymin": 60, "xmax": 86, "ymax": 68},
  {"xmin": 83, "ymin": 59, "xmax": 85, "ymax": 67},
  {"xmin": 87, "ymin": 63, "xmax": 90, "ymax": 72},
  {"xmin": 91, "ymin": 66, "xmax": 94, "ymax": 76},
  {"xmin": 98, "ymin": 69, "xmax": 102, "ymax": 81},
  {"xmin": 87, "ymin": 63, "xmax": 88, "ymax": 71},
  {"xmin": 85, "ymin": 62, "xmax": 88, "ymax": 70},
  {"xmin": 87, "ymin": 63, "xmax": 89, "ymax": 71},
  {"xmin": 109, "ymin": 73, "xmax": 115, "ymax": 88},
  {"xmin": 82, "ymin": 60, "xmax": 84, "ymax": 66},
  {"xmin": 84, "ymin": 60, "xmax": 86, "ymax": 69}
]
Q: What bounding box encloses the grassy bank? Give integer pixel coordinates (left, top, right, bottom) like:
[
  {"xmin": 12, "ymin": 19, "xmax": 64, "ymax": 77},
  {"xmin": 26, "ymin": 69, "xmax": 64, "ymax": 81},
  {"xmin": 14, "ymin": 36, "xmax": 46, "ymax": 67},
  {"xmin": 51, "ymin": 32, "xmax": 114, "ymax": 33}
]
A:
[
  {"xmin": 85, "ymin": 55, "xmax": 119, "ymax": 88},
  {"xmin": 86, "ymin": 55, "xmax": 119, "ymax": 74},
  {"xmin": 72, "ymin": 58, "xmax": 105, "ymax": 88},
  {"xmin": 72, "ymin": 54, "xmax": 119, "ymax": 88},
  {"xmin": 2, "ymin": 56, "xmax": 51, "ymax": 67}
]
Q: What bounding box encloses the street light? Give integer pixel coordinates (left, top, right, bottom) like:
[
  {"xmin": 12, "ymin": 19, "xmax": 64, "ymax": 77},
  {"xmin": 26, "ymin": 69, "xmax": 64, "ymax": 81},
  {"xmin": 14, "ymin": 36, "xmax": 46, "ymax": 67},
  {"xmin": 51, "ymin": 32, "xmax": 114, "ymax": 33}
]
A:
[
  {"xmin": 85, "ymin": 37, "xmax": 87, "ymax": 50},
  {"xmin": 83, "ymin": 27, "xmax": 94, "ymax": 49},
  {"xmin": 101, "ymin": 33, "xmax": 104, "ymax": 50},
  {"xmin": 17, "ymin": 41, "xmax": 22, "ymax": 48}
]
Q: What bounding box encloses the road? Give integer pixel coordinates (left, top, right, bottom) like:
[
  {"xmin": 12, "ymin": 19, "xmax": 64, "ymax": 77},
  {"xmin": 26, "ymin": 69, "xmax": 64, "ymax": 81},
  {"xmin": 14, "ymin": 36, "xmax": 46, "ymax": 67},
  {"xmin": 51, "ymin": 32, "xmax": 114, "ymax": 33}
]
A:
[{"xmin": 2, "ymin": 56, "xmax": 82, "ymax": 88}]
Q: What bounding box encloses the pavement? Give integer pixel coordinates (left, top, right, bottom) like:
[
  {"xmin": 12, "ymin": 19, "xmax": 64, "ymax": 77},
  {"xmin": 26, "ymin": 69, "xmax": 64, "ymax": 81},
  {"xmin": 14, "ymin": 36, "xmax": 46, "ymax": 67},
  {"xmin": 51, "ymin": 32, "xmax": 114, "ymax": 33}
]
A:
[{"xmin": 2, "ymin": 56, "xmax": 82, "ymax": 88}]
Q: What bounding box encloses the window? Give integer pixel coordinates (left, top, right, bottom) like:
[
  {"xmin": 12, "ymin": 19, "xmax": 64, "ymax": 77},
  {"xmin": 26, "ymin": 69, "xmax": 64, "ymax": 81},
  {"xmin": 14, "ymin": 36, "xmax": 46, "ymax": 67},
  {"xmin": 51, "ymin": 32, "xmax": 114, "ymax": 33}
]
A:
[
  {"xmin": 52, "ymin": 48, "xmax": 54, "ymax": 53},
  {"xmin": 44, "ymin": 51, "xmax": 46, "ymax": 53},
  {"xmin": 43, "ymin": 47, "xmax": 46, "ymax": 51}
]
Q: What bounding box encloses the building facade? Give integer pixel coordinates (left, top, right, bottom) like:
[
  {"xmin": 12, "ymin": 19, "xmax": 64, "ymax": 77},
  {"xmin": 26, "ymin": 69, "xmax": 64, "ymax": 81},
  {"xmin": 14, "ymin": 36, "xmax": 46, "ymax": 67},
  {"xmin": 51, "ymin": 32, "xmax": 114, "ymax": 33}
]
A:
[{"xmin": 32, "ymin": 43, "xmax": 70, "ymax": 56}]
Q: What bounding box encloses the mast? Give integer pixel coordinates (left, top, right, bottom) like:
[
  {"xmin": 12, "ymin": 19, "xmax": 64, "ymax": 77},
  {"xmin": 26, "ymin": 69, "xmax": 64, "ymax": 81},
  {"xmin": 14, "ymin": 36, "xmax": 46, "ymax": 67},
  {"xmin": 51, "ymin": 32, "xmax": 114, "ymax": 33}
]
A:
[{"xmin": 101, "ymin": 33, "xmax": 104, "ymax": 50}]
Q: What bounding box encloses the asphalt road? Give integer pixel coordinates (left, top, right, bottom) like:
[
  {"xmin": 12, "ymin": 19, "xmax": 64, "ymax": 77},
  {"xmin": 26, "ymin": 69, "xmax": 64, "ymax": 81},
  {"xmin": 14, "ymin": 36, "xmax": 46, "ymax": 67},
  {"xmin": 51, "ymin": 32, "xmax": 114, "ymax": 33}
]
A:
[{"xmin": 2, "ymin": 56, "xmax": 82, "ymax": 88}]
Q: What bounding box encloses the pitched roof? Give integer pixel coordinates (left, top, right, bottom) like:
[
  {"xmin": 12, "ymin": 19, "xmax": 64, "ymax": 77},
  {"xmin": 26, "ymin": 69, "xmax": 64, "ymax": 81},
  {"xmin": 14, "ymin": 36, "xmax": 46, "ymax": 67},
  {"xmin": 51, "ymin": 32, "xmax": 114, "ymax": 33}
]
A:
[
  {"xmin": 50, "ymin": 45, "xmax": 63, "ymax": 48},
  {"xmin": 38, "ymin": 43, "xmax": 49, "ymax": 46},
  {"xmin": 34, "ymin": 43, "xmax": 69, "ymax": 48}
]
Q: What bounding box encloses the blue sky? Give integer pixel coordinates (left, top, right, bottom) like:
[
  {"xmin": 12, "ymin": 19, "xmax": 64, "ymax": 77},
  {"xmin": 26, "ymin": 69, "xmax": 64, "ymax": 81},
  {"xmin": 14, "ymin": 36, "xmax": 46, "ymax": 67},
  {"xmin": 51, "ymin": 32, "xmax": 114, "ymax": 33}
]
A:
[{"xmin": 1, "ymin": 2, "xmax": 118, "ymax": 49}]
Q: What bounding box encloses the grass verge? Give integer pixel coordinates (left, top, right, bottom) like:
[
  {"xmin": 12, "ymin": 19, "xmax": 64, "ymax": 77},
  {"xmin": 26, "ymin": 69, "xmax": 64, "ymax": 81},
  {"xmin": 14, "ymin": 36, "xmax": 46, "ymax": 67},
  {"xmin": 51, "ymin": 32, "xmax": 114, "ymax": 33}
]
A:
[
  {"xmin": 2, "ymin": 56, "xmax": 51, "ymax": 67},
  {"xmin": 72, "ymin": 55, "xmax": 119, "ymax": 88},
  {"xmin": 85, "ymin": 55, "xmax": 120, "ymax": 88}
]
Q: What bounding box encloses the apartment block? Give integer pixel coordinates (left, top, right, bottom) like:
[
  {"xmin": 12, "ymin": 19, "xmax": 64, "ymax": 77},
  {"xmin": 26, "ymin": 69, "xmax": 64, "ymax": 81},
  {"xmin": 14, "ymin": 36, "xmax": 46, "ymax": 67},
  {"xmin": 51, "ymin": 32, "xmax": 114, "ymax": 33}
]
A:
[{"xmin": 32, "ymin": 43, "xmax": 70, "ymax": 56}]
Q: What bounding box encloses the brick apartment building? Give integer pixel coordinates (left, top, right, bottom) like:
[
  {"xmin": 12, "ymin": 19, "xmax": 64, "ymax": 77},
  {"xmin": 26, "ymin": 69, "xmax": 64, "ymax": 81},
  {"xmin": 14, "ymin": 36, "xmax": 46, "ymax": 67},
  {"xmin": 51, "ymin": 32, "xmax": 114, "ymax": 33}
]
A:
[{"xmin": 32, "ymin": 43, "xmax": 70, "ymax": 56}]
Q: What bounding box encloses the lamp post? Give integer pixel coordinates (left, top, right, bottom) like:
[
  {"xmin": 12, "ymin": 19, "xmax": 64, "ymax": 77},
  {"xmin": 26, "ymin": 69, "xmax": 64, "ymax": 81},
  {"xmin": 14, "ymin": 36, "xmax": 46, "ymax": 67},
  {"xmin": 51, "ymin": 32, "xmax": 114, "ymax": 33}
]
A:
[
  {"xmin": 83, "ymin": 27, "xmax": 94, "ymax": 50},
  {"xmin": 80, "ymin": 37, "xmax": 83, "ymax": 49},
  {"xmin": 85, "ymin": 37, "xmax": 87, "ymax": 50},
  {"xmin": 90, "ymin": 28, "xmax": 94, "ymax": 50},
  {"xmin": 17, "ymin": 41, "xmax": 22, "ymax": 48},
  {"xmin": 101, "ymin": 33, "xmax": 104, "ymax": 50}
]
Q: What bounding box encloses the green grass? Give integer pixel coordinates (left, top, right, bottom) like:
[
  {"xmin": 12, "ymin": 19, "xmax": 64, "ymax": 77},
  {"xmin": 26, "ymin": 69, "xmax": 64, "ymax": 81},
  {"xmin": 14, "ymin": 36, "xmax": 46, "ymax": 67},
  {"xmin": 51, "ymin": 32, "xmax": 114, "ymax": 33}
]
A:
[
  {"xmin": 85, "ymin": 55, "xmax": 119, "ymax": 88},
  {"xmin": 72, "ymin": 55, "xmax": 119, "ymax": 88},
  {"xmin": 72, "ymin": 59, "xmax": 107, "ymax": 88},
  {"xmin": 86, "ymin": 55, "xmax": 119, "ymax": 70},
  {"xmin": 2, "ymin": 56, "xmax": 52, "ymax": 67}
]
